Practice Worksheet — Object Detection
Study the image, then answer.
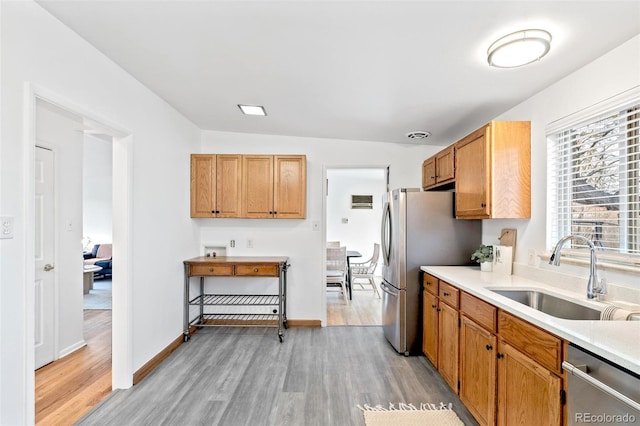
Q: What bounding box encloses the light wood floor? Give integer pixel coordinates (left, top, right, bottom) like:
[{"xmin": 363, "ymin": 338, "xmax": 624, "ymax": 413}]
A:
[
  {"xmin": 78, "ymin": 326, "xmax": 478, "ymax": 426},
  {"xmin": 327, "ymin": 279, "xmax": 382, "ymax": 326},
  {"xmin": 35, "ymin": 309, "xmax": 112, "ymax": 426}
]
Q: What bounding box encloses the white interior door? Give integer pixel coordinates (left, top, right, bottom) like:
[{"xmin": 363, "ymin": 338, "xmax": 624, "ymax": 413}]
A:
[{"xmin": 35, "ymin": 146, "xmax": 56, "ymax": 369}]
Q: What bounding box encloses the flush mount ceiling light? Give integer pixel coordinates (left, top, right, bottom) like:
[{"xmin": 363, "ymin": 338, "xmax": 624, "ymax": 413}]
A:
[
  {"xmin": 487, "ymin": 29, "xmax": 552, "ymax": 68},
  {"xmin": 238, "ymin": 104, "xmax": 267, "ymax": 116}
]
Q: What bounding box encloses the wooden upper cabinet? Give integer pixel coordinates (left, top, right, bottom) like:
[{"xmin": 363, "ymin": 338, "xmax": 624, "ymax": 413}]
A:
[
  {"xmin": 242, "ymin": 155, "xmax": 275, "ymax": 219},
  {"xmin": 192, "ymin": 154, "xmax": 306, "ymax": 219},
  {"xmin": 455, "ymin": 121, "xmax": 531, "ymax": 219},
  {"xmin": 422, "ymin": 157, "xmax": 436, "ymax": 189},
  {"xmin": 242, "ymin": 155, "xmax": 306, "ymax": 219},
  {"xmin": 274, "ymin": 155, "xmax": 306, "ymax": 219},
  {"xmin": 190, "ymin": 154, "xmax": 242, "ymax": 218},
  {"xmin": 191, "ymin": 154, "xmax": 216, "ymax": 218},
  {"xmin": 216, "ymin": 155, "xmax": 243, "ymax": 217},
  {"xmin": 435, "ymin": 145, "xmax": 455, "ymax": 183},
  {"xmin": 422, "ymin": 145, "xmax": 455, "ymax": 190}
]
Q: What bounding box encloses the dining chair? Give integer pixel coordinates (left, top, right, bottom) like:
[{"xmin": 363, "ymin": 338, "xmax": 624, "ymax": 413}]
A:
[
  {"xmin": 349, "ymin": 243, "xmax": 381, "ymax": 298},
  {"xmin": 326, "ymin": 246, "xmax": 349, "ymax": 304},
  {"xmin": 327, "ymin": 241, "xmax": 341, "ymax": 248}
]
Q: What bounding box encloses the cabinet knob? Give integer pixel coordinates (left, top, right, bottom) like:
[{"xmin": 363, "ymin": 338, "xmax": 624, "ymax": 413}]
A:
[
  {"xmin": 436, "ymin": 308, "xmax": 441, "ymax": 312},
  {"xmin": 481, "ymin": 203, "xmax": 486, "ymax": 208},
  {"xmin": 443, "ymin": 292, "xmax": 450, "ymax": 296},
  {"xmin": 497, "ymin": 353, "xmax": 504, "ymax": 359},
  {"xmin": 209, "ymin": 268, "xmax": 214, "ymax": 272},
  {"xmin": 486, "ymin": 344, "xmax": 493, "ymax": 351},
  {"xmin": 254, "ymin": 268, "xmax": 259, "ymax": 273},
  {"xmin": 431, "ymin": 304, "xmax": 436, "ymax": 309}
]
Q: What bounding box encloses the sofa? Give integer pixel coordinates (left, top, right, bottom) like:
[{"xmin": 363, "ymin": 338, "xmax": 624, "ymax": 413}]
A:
[{"xmin": 84, "ymin": 243, "xmax": 112, "ymax": 279}]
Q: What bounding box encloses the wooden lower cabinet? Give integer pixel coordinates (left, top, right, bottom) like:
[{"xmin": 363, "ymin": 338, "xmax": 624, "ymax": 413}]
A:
[
  {"xmin": 438, "ymin": 301, "xmax": 459, "ymax": 392},
  {"xmin": 423, "ymin": 284, "xmax": 565, "ymax": 426},
  {"xmin": 497, "ymin": 341, "xmax": 562, "ymax": 426},
  {"xmin": 422, "ymin": 290, "xmax": 439, "ymax": 366},
  {"xmin": 460, "ymin": 315, "xmax": 497, "ymax": 426}
]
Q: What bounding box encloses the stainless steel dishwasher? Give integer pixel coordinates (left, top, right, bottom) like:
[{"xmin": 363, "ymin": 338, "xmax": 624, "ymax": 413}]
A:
[{"xmin": 563, "ymin": 344, "xmax": 640, "ymax": 425}]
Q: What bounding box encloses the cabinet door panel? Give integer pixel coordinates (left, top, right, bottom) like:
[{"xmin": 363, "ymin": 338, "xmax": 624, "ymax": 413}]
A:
[
  {"xmin": 216, "ymin": 155, "xmax": 242, "ymax": 217},
  {"xmin": 436, "ymin": 146, "xmax": 455, "ymax": 183},
  {"xmin": 273, "ymin": 155, "xmax": 306, "ymax": 218},
  {"xmin": 460, "ymin": 316, "xmax": 497, "ymax": 426},
  {"xmin": 455, "ymin": 127, "xmax": 490, "ymax": 218},
  {"xmin": 191, "ymin": 154, "xmax": 216, "ymax": 218},
  {"xmin": 422, "ymin": 158, "xmax": 436, "ymax": 189},
  {"xmin": 438, "ymin": 302, "xmax": 459, "ymax": 393},
  {"xmin": 497, "ymin": 342, "xmax": 562, "ymax": 426},
  {"xmin": 422, "ymin": 291, "xmax": 439, "ymax": 366},
  {"xmin": 242, "ymin": 155, "xmax": 274, "ymax": 218}
]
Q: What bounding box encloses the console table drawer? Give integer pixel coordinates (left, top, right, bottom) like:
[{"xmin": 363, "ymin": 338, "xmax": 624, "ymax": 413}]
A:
[
  {"xmin": 235, "ymin": 264, "xmax": 279, "ymax": 277},
  {"xmin": 190, "ymin": 264, "xmax": 234, "ymax": 276}
]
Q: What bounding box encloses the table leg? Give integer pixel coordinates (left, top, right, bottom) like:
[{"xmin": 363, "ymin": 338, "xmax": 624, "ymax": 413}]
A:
[{"xmin": 346, "ymin": 258, "xmax": 353, "ymax": 300}]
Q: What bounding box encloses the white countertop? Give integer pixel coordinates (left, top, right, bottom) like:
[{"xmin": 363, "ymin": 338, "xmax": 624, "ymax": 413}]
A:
[{"xmin": 421, "ymin": 265, "xmax": 640, "ymax": 375}]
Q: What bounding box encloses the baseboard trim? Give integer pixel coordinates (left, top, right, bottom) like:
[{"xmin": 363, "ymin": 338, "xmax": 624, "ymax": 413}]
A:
[
  {"xmin": 133, "ymin": 334, "xmax": 183, "ymax": 385},
  {"xmin": 287, "ymin": 319, "xmax": 321, "ymax": 327}
]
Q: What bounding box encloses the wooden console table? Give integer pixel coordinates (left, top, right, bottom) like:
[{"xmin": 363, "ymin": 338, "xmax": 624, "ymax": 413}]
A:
[{"xmin": 183, "ymin": 256, "xmax": 289, "ymax": 342}]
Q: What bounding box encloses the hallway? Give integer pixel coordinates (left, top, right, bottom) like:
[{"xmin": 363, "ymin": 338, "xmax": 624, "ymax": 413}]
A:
[{"xmin": 35, "ymin": 310, "xmax": 112, "ymax": 425}]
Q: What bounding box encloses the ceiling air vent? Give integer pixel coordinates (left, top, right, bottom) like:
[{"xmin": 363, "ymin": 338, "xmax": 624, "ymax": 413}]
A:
[
  {"xmin": 406, "ymin": 131, "xmax": 431, "ymax": 141},
  {"xmin": 351, "ymin": 195, "xmax": 373, "ymax": 209}
]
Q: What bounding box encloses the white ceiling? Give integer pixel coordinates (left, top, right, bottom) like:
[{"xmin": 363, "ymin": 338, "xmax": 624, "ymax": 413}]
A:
[{"xmin": 36, "ymin": 1, "xmax": 640, "ymax": 145}]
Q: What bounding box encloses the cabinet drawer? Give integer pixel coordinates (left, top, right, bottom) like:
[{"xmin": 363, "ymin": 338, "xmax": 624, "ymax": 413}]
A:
[
  {"xmin": 190, "ymin": 264, "xmax": 235, "ymax": 276},
  {"xmin": 423, "ymin": 273, "xmax": 439, "ymax": 295},
  {"xmin": 235, "ymin": 264, "xmax": 279, "ymax": 277},
  {"xmin": 439, "ymin": 282, "xmax": 459, "ymax": 309},
  {"xmin": 460, "ymin": 291, "xmax": 496, "ymax": 332},
  {"xmin": 498, "ymin": 310, "xmax": 562, "ymax": 374}
]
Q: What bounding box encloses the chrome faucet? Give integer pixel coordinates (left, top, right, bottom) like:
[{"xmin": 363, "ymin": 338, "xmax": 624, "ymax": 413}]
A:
[{"xmin": 549, "ymin": 235, "xmax": 606, "ymax": 299}]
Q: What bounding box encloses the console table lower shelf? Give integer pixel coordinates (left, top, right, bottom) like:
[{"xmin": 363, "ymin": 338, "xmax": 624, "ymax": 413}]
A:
[{"xmin": 183, "ymin": 256, "xmax": 289, "ymax": 342}]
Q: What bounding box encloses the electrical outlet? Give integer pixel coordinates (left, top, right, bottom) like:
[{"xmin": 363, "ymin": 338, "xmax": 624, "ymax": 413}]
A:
[
  {"xmin": 230, "ymin": 239, "xmax": 236, "ymax": 248},
  {"xmin": 1, "ymin": 216, "xmax": 14, "ymax": 239},
  {"xmin": 312, "ymin": 221, "xmax": 320, "ymax": 231},
  {"xmin": 247, "ymin": 239, "xmax": 254, "ymax": 248},
  {"xmin": 528, "ymin": 248, "xmax": 537, "ymax": 266}
]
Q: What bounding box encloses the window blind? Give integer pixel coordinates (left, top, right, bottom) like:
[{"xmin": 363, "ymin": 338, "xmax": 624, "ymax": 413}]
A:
[{"xmin": 547, "ymin": 97, "xmax": 640, "ymax": 262}]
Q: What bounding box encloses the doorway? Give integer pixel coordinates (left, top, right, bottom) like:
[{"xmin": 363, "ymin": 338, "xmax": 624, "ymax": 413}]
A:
[
  {"xmin": 325, "ymin": 167, "xmax": 387, "ymax": 326},
  {"xmin": 26, "ymin": 86, "xmax": 134, "ymax": 423}
]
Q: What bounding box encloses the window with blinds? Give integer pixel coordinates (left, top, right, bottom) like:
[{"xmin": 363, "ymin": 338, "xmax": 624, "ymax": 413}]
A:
[{"xmin": 547, "ymin": 96, "xmax": 640, "ymax": 265}]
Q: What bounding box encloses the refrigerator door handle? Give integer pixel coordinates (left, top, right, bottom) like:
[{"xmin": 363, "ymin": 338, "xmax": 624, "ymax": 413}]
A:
[
  {"xmin": 381, "ymin": 201, "xmax": 391, "ymax": 266},
  {"xmin": 380, "ymin": 280, "xmax": 398, "ymax": 296}
]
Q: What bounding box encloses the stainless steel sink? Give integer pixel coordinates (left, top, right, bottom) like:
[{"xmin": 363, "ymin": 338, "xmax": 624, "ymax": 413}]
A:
[{"xmin": 491, "ymin": 289, "xmax": 601, "ymax": 320}]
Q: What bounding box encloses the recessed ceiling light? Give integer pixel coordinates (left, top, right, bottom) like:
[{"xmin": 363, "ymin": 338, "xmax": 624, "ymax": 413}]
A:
[
  {"xmin": 238, "ymin": 104, "xmax": 267, "ymax": 116},
  {"xmin": 487, "ymin": 29, "xmax": 552, "ymax": 68}
]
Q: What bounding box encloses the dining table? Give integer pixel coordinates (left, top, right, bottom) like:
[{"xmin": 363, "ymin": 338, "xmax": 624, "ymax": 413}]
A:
[{"xmin": 346, "ymin": 250, "xmax": 362, "ymax": 300}]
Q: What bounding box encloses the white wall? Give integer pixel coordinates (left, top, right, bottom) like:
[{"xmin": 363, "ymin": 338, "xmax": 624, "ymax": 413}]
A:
[
  {"xmin": 83, "ymin": 134, "xmax": 113, "ymax": 246},
  {"xmin": 487, "ymin": 35, "xmax": 640, "ymax": 289},
  {"xmin": 198, "ymin": 131, "xmax": 435, "ymax": 322},
  {"xmin": 327, "ymin": 168, "xmax": 386, "ymax": 274},
  {"xmin": 0, "ymin": 2, "xmax": 201, "ymax": 424}
]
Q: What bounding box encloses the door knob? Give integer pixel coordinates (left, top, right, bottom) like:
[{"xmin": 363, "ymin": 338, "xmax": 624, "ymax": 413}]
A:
[{"xmin": 44, "ymin": 264, "xmax": 55, "ymax": 271}]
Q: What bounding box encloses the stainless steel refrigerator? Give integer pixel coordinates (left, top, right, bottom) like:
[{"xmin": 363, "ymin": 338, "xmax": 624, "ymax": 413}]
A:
[{"xmin": 380, "ymin": 189, "xmax": 481, "ymax": 355}]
